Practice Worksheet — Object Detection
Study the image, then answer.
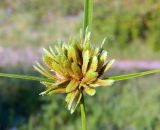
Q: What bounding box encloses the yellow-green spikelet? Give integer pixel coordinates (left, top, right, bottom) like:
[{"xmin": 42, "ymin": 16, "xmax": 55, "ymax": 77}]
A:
[{"xmin": 34, "ymin": 32, "xmax": 115, "ymax": 114}]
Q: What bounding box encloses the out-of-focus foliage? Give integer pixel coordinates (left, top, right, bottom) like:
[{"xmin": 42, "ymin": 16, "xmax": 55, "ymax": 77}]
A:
[
  {"xmin": 0, "ymin": 0, "xmax": 81, "ymax": 48},
  {"xmin": 0, "ymin": 68, "xmax": 159, "ymax": 130},
  {"xmin": 93, "ymin": 0, "xmax": 160, "ymax": 51},
  {"xmin": 0, "ymin": 0, "xmax": 160, "ymax": 52},
  {"xmin": 0, "ymin": 68, "xmax": 43, "ymax": 130},
  {"xmin": 0, "ymin": 0, "xmax": 83, "ymax": 16},
  {"xmin": 18, "ymin": 73, "xmax": 160, "ymax": 130}
]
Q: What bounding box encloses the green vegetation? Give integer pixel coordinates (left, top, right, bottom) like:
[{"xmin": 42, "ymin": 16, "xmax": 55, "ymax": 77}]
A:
[
  {"xmin": 0, "ymin": 1, "xmax": 159, "ymax": 50},
  {"xmin": 0, "ymin": 0, "xmax": 160, "ymax": 59},
  {"xmin": 93, "ymin": 0, "xmax": 160, "ymax": 51},
  {"xmin": 1, "ymin": 69, "xmax": 159, "ymax": 130}
]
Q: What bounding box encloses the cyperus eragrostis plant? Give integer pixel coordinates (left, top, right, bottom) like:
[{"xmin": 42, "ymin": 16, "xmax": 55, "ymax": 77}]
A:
[{"xmin": 0, "ymin": 0, "xmax": 159, "ymax": 130}]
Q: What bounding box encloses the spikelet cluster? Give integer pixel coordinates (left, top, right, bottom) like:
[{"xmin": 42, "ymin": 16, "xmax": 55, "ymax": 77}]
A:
[{"xmin": 34, "ymin": 31, "xmax": 115, "ymax": 114}]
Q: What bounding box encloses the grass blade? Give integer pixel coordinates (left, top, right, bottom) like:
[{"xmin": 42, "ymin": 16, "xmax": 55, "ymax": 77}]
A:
[
  {"xmin": 0, "ymin": 73, "xmax": 54, "ymax": 83},
  {"xmin": 108, "ymin": 70, "xmax": 160, "ymax": 81}
]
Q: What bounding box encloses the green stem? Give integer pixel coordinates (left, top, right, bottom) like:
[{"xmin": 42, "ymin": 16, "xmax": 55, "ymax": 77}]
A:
[
  {"xmin": 83, "ymin": 0, "xmax": 93, "ymax": 36},
  {"xmin": 81, "ymin": 0, "xmax": 93, "ymax": 129},
  {"xmin": 80, "ymin": 94, "xmax": 87, "ymax": 130}
]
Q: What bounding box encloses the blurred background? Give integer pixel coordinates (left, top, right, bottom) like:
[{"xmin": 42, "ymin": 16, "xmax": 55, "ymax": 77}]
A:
[{"xmin": 0, "ymin": 0, "xmax": 160, "ymax": 130}]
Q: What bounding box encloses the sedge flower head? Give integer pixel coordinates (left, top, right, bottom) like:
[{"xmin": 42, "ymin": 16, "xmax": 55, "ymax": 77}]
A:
[{"xmin": 34, "ymin": 31, "xmax": 115, "ymax": 114}]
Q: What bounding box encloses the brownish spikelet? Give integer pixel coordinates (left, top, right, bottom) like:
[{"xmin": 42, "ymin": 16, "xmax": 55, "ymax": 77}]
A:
[{"xmin": 35, "ymin": 31, "xmax": 115, "ymax": 114}]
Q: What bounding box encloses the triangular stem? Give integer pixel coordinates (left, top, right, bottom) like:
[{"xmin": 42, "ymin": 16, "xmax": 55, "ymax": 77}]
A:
[
  {"xmin": 83, "ymin": 0, "xmax": 93, "ymax": 37},
  {"xmin": 81, "ymin": 0, "xmax": 93, "ymax": 129}
]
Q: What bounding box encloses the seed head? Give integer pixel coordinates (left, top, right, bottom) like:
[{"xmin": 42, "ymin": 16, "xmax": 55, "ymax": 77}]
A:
[{"xmin": 34, "ymin": 31, "xmax": 115, "ymax": 114}]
